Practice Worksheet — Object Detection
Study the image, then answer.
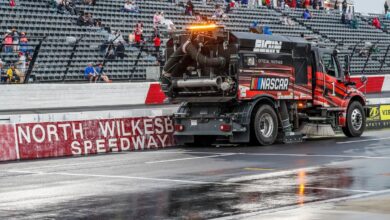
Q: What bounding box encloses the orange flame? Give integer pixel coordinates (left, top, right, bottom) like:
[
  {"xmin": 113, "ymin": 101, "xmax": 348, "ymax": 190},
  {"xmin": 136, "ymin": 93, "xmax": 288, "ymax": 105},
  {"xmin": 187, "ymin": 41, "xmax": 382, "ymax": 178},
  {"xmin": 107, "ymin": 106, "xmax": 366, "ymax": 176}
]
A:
[{"xmin": 187, "ymin": 24, "xmax": 218, "ymax": 30}]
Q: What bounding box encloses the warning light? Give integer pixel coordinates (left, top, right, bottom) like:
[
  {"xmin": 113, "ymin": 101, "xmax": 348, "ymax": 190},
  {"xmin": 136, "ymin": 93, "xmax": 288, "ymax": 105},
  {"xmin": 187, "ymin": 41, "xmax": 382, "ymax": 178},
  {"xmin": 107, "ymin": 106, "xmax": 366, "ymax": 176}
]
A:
[
  {"xmin": 219, "ymin": 124, "xmax": 232, "ymax": 132},
  {"xmin": 187, "ymin": 24, "xmax": 218, "ymax": 31},
  {"xmin": 297, "ymin": 101, "xmax": 306, "ymax": 109},
  {"xmin": 175, "ymin": 124, "xmax": 185, "ymax": 132}
]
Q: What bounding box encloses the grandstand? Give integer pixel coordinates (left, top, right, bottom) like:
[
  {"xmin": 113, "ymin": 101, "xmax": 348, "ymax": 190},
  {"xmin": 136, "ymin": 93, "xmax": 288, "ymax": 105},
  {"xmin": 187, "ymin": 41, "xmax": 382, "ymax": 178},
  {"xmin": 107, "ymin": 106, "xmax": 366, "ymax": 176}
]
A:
[{"xmin": 1, "ymin": 0, "xmax": 390, "ymax": 83}]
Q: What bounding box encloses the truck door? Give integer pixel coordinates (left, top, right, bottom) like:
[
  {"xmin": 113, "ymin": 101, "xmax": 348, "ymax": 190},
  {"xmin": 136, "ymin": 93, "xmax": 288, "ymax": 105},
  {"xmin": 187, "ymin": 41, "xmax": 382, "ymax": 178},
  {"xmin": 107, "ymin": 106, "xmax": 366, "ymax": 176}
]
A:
[{"xmin": 315, "ymin": 51, "xmax": 347, "ymax": 107}]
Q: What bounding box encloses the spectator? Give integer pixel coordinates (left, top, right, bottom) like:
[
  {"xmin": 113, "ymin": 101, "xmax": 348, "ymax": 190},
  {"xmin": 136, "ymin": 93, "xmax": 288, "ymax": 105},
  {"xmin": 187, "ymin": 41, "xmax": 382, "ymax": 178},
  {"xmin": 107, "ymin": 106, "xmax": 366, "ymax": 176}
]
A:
[
  {"xmin": 359, "ymin": 42, "xmax": 374, "ymax": 57},
  {"xmin": 263, "ymin": 26, "xmax": 272, "ymax": 35},
  {"xmin": 84, "ymin": 0, "xmax": 96, "ymax": 5},
  {"xmin": 212, "ymin": 5, "xmax": 225, "ymax": 18},
  {"xmin": 6, "ymin": 65, "xmax": 15, "ymax": 83},
  {"xmin": 342, "ymin": 0, "xmax": 347, "ymax": 13},
  {"xmin": 77, "ymin": 13, "xmax": 89, "ymax": 26},
  {"xmin": 153, "ymin": 12, "xmax": 163, "ymax": 29},
  {"xmin": 49, "ymin": 0, "xmax": 57, "ymax": 9},
  {"xmin": 86, "ymin": 13, "xmax": 95, "ymax": 26},
  {"xmin": 341, "ymin": 11, "xmax": 346, "ymax": 23},
  {"xmin": 95, "ymin": 19, "xmax": 104, "ymax": 28},
  {"xmin": 334, "ymin": 0, "xmax": 339, "ymax": 10},
  {"xmin": 386, "ymin": 11, "xmax": 390, "ymax": 20},
  {"xmin": 351, "ymin": 17, "xmax": 359, "ymax": 29},
  {"xmin": 9, "ymin": 0, "xmax": 16, "ymax": 8},
  {"xmin": 112, "ymin": 30, "xmax": 126, "ymax": 45},
  {"xmin": 265, "ymin": 0, "xmax": 271, "ymax": 8},
  {"xmin": 16, "ymin": 52, "xmax": 26, "ymax": 83},
  {"xmin": 123, "ymin": 1, "xmax": 139, "ymax": 13},
  {"xmin": 84, "ymin": 63, "xmax": 98, "ymax": 83},
  {"xmin": 249, "ymin": 21, "xmax": 263, "ymax": 34},
  {"xmin": 282, "ymin": 16, "xmax": 295, "ymax": 25},
  {"xmin": 241, "ymin": 0, "xmax": 248, "ymax": 8},
  {"xmin": 279, "ymin": 0, "xmax": 285, "ymax": 9},
  {"xmin": 94, "ymin": 63, "xmax": 112, "ymax": 83},
  {"xmin": 195, "ymin": 13, "xmax": 203, "ymax": 22},
  {"xmin": 225, "ymin": 0, "xmax": 234, "ymax": 13},
  {"xmin": 3, "ymin": 30, "xmax": 13, "ymax": 53},
  {"xmin": 372, "ymin": 17, "xmax": 381, "ymax": 29},
  {"xmin": 185, "ymin": 0, "xmax": 194, "ymax": 16},
  {"xmin": 115, "ymin": 41, "xmax": 127, "ymax": 59},
  {"xmin": 318, "ymin": 0, "xmax": 324, "ymax": 9},
  {"xmin": 11, "ymin": 27, "xmax": 19, "ymax": 52},
  {"xmin": 291, "ymin": 0, "xmax": 297, "ymax": 8},
  {"xmin": 56, "ymin": 0, "xmax": 66, "ymax": 14},
  {"xmin": 297, "ymin": 0, "xmax": 302, "ymax": 8},
  {"xmin": 312, "ymin": 0, "xmax": 318, "ymax": 9},
  {"xmin": 303, "ymin": 9, "xmax": 312, "ymax": 19},
  {"xmin": 5, "ymin": 64, "xmax": 23, "ymax": 83},
  {"xmin": 303, "ymin": 0, "xmax": 310, "ymax": 8},
  {"xmin": 134, "ymin": 23, "xmax": 143, "ymax": 46},
  {"xmin": 345, "ymin": 9, "xmax": 353, "ymax": 24},
  {"xmin": 160, "ymin": 15, "xmax": 176, "ymax": 34},
  {"xmin": 385, "ymin": 1, "xmax": 389, "ymax": 15},
  {"xmin": 65, "ymin": 0, "xmax": 78, "ymax": 15},
  {"xmin": 154, "ymin": 34, "xmax": 161, "ymax": 57},
  {"xmin": 19, "ymin": 32, "xmax": 29, "ymax": 54}
]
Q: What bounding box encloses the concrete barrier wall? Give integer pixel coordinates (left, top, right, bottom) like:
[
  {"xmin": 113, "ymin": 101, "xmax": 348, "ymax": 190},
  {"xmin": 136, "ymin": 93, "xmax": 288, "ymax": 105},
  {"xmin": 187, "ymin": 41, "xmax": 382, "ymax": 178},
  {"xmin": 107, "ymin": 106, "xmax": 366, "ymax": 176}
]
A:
[
  {"xmin": 0, "ymin": 106, "xmax": 177, "ymax": 162},
  {"xmin": 0, "ymin": 82, "xmax": 166, "ymax": 111},
  {"xmin": 350, "ymin": 75, "xmax": 390, "ymax": 94}
]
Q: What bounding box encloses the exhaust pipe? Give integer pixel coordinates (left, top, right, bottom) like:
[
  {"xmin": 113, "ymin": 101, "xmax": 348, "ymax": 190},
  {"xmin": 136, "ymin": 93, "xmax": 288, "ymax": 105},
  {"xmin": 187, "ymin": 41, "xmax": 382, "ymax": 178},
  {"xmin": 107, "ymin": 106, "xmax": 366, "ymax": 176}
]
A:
[{"xmin": 173, "ymin": 77, "xmax": 222, "ymax": 88}]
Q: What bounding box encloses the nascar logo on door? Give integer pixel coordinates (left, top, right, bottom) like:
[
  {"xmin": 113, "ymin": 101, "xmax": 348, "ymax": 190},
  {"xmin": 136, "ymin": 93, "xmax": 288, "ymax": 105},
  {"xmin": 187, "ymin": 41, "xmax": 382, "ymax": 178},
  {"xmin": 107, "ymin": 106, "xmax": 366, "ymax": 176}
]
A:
[{"xmin": 251, "ymin": 77, "xmax": 289, "ymax": 91}]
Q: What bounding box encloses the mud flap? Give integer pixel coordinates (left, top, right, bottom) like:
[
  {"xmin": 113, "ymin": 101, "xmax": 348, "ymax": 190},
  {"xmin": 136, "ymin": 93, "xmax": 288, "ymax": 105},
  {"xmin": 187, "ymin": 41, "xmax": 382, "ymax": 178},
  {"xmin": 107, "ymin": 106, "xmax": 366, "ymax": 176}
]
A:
[
  {"xmin": 283, "ymin": 132, "xmax": 303, "ymax": 144},
  {"xmin": 175, "ymin": 135, "xmax": 194, "ymax": 145}
]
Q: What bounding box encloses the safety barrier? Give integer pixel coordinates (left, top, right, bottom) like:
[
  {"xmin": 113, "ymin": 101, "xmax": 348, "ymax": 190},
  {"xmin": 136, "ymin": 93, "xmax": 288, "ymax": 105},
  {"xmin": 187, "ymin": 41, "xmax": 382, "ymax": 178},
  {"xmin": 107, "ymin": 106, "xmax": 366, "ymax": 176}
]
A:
[
  {"xmin": 350, "ymin": 75, "xmax": 390, "ymax": 94},
  {"xmin": 0, "ymin": 82, "xmax": 166, "ymax": 111},
  {"xmin": 0, "ymin": 106, "xmax": 177, "ymax": 162}
]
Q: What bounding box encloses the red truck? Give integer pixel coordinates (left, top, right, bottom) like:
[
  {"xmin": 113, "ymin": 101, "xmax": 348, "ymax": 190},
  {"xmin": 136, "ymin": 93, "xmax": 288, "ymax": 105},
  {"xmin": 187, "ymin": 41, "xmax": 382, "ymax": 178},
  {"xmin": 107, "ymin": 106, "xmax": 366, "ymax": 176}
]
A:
[{"xmin": 161, "ymin": 25, "xmax": 368, "ymax": 145}]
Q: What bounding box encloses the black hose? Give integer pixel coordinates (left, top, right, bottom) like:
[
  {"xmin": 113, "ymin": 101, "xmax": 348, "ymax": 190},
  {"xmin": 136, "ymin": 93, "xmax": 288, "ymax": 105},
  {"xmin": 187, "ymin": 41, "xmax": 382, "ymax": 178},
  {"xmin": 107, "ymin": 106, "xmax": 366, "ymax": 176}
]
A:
[
  {"xmin": 184, "ymin": 42, "xmax": 226, "ymax": 68},
  {"xmin": 163, "ymin": 41, "xmax": 226, "ymax": 74},
  {"xmin": 163, "ymin": 47, "xmax": 186, "ymax": 74}
]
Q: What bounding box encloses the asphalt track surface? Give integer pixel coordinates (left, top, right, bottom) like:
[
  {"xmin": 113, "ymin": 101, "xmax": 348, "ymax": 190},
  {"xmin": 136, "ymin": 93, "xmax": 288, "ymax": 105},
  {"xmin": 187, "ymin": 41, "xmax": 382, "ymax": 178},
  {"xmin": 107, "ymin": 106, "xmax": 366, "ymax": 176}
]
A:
[{"xmin": 1, "ymin": 129, "xmax": 390, "ymax": 219}]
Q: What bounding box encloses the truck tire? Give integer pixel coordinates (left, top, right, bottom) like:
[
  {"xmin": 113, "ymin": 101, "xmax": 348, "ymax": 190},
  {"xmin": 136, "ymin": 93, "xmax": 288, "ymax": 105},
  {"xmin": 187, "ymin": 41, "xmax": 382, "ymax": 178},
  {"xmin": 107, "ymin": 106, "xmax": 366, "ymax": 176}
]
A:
[
  {"xmin": 253, "ymin": 104, "xmax": 278, "ymax": 146},
  {"xmin": 342, "ymin": 101, "xmax": 366, "ymax": 137}
]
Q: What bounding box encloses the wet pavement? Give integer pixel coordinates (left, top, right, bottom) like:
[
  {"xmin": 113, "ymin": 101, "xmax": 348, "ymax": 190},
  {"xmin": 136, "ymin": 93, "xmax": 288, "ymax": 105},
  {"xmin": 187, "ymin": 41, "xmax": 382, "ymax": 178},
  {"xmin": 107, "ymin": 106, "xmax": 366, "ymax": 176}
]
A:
[{"xmin": 0, "ymin": 129, "xmax": 390, "ymax": 219}]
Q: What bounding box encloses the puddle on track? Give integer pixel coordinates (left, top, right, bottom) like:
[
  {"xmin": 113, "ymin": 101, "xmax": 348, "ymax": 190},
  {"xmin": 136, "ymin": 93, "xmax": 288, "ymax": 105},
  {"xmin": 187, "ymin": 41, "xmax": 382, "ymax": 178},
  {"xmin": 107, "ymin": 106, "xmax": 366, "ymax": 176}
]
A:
[{"xmin": 12, "ymin": 167, "xmax": 370, "ymax": 220}]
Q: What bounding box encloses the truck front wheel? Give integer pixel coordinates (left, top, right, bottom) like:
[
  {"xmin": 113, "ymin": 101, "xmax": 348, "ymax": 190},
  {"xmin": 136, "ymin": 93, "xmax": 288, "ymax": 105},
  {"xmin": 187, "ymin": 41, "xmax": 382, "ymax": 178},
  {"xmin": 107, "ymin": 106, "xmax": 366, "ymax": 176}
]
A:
[
  {"xmin": 254, "ymin": 105, "xmax": 278, "ymax": 146},
  {"xmin": 342, "ymin": 101, "xmax": 366, "ymax": 137}
]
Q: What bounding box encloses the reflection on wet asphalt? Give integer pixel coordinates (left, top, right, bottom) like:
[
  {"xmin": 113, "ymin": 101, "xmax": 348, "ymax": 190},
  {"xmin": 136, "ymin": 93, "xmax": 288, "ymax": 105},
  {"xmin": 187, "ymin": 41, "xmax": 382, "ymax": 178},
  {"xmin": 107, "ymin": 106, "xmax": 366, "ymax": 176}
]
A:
[{"xmin": 8, "ymin": 167, "xmax": 360, "ymax": 220}]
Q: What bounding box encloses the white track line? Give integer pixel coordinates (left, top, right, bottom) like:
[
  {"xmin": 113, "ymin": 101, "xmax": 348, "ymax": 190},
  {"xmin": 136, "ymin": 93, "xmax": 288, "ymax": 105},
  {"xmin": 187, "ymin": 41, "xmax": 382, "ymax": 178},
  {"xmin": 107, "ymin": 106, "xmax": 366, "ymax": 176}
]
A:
[
  {"xmin": 8, "ymin": 152, "xmax": 390, "ymax": 171},
  {"xmin": 238, "ymin": 153, "xmax": 390, "ymax": 159},
  {"xmin": 337, "ymin": 137, "xmax": 390, "ymax": 144},
  {"xmin": 4, "ymin": 151, "xmax": 227, "ymax": 170},
  {"xmin": 4, "ymin": 169, "xmax": 373, "ymax": 194},
  {"xmin": 145, "ymin": 153, "xmax": 236, "ymax": 164}
]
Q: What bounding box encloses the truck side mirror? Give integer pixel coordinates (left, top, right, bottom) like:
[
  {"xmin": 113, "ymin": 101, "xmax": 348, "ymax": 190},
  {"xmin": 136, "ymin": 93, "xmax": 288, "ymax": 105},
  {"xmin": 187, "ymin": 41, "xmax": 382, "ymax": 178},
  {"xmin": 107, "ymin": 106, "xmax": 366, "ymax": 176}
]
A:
[{"xmin": 344, "ymin": 55, "xmax": 351, "ymax": 76}]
